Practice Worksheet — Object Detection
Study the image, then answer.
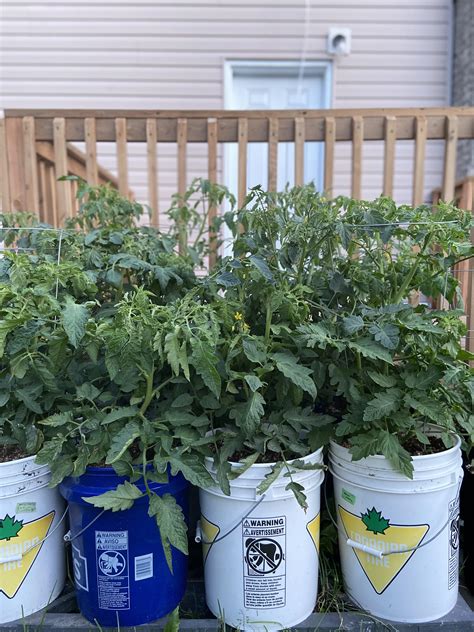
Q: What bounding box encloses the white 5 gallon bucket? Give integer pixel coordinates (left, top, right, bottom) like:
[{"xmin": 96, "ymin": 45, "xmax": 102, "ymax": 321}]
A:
[
  {"xmin": 329, "ymin": 437, "xmax": 463, "ymax": 623},
  {"xmin": 0, "ymin": 455, "xmax": 66, "ymax": 623},
  {"xmin": 198, "ymin": 448, "xmax": 324, "ymax": 631}
]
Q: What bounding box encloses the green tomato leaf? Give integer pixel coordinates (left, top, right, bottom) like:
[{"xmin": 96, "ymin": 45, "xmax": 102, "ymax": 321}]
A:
[
  {"xmin": 62, "ymin": 299, "xmax": 89, "ymax": 348},
  {"xmin": 102, "ymin": 406, "xmax": 138, "ymax": 425},
  {"xmin": 49, "ymin": 457, "xmax": 74, "ymax": 487},
  {"xmin": 216, "ymin": 271, "xmax": 240, "ymax": 287},
  {"xmin": 367, "ymin": 371, "xmax": 397, "ymax": 388},
  {"xmin": 148, "ymin": 493, "xmax": 188, "ymax": 572},
  {"xmin": 166, "ymin": 454, "xmax": 215, "ymax": 489},
  {"xmin": 342, "ymin": 315, "xmax": 365, "ymax": 335},
  {"xmin": 242, "ymin": 338, "xmax": 266, "ymax": 365},
  {"xmin": 249, "ymin": 255, "xmax": 274, "ymax": 282},
  {"xmin": 83, "ymin": 481, "xmax": 143, "ymax": 511},
  {"xmin": 190, "ymin": 339, "xmax": 221, "ymax": 398},
  {"xmin": 163, "ymin": 607, "xmax": 180, "ymax": 632},
  {"xmin": 171, "ymin": 393, "xmax": 194, "ymax": 408},
  {"xmin": 348, "ymin": 338, "xmax": 394, "ymax": 364},
  {"xmin": 38, "ymin": 412, "xmax": 74, "ymax": 427},
  {"xmin": 257, "ymin": 461, "xmax": 283, "ymax": 495},
  {"xmin": 105, "ymin": 421, "xmax": 141, "ymax": 464},
  {"xmin": 105, "ymin": 268, "xmax": 123, "ymax": 288},
  {"xmin": 404, "ymin": 393, "xmax": 445, "ymax": 423},
  {"xmin": 285, "ymin": 481, "xmax": 307, "ymax": 511},
  {"xmin": 369, "ymin": 323, "xmax": 399, "ymax": 350},
  {"xmin": 271, "ymin": 352, "xmax": 317, "ymax": 399},
  {"xmin": 76, "ymin": 383, "xmax": 101, "ymax": 402},
  {"xmin": 244, "ymin": 375, "xmax": 264, "ymax": 392},
  {"xmin": 404, "ymin": 367, "xmax": 442, "ymax": 390},
  {"xmin": 229, "ymin": 452, "xmax": 260, "ymax": 480},
  {"xmin": 363, "ymin": 389, "xmax": 401, "ymax": 422},
  {"xmin": 230, "ymin": 391, "xmax": 265, "ymax": 436},
  {"xmin": 165, "ymin": 330, "xmax": 181, "ymax": 377}
]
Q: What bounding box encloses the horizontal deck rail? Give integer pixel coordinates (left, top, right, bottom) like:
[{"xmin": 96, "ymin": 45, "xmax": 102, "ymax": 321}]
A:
[
  {"xmin": 2, "ymin": 107, "xmax": 474, "ymax": 219},
  {"xmin": 0, "ymin": 107, "xmax": 473, "ymax": 357}
]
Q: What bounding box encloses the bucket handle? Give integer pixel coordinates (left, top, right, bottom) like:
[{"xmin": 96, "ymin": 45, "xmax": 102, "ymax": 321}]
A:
[
  {"xmin": 195, "ymin": 493, "xmax": 266, "ymax": 560},
  {"xmin": 63, "ymin": 509, "xmax": 107, "ymax": 544},
  {"xmin": 324, "ymin": 474, "xmax": 463, "ymax": 559},
  {"xmin": 0, "ymin": 506, "xmax": 69, "ymax": 564}
]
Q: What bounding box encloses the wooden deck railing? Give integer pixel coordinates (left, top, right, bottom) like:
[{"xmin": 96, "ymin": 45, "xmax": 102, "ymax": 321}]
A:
[
  {"xmin": 433, "ymin": 176, "xmax": 474, "ymax": 357},
  {"xmin": 0, "ymin": 108, "xmax": 474, "ymax": 356},
  {"xmin": 0, "ymin": 115, "xmax": 129, "ymax": 225},
  {"xmin": 2, "ymin": 107, "xmax": 474, "ymax": 221},
  {"xmin": 34, "ymin": 141, "xmax": 129, "ymax": 226}
]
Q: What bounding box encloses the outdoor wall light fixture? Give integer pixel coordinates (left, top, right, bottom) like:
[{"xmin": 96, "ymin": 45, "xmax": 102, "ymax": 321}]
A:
[{"xmin": 327, "ymin": 27, "xmax": 352, "ymax": 56}]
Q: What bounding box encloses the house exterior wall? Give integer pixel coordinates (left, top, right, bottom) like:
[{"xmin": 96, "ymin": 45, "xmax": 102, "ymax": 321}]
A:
[
  {"xmin": 453, "ymin": 0, "xmax": 474, "ymax": 178},
  {"xmin": 1, "ymin": 0, "xmax": 452, "ymax": 212}
]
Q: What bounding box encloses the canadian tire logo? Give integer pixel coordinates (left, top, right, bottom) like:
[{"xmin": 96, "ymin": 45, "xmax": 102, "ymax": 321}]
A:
[
  {"xmin": 0, "ymin": 512, "xmax": 55, "ymax": 599},
  {"xmin": 339, "ymin": 506, "xmax": 429, "ymax": 594}
]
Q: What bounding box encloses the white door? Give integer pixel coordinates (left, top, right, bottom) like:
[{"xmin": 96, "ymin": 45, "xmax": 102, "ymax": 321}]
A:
[{"xmin": 225, "ymin": 62, "xmax": 331, "ymax": 195}]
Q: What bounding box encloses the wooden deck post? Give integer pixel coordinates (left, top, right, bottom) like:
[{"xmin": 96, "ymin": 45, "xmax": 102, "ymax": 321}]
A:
[{"xmin": 4, "ymin": 117, "xmax": 27, "ymax": 212}]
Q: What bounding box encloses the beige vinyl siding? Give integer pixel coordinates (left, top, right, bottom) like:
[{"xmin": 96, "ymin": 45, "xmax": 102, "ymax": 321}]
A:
[{"xmin": 0, "ymin": 0, "xmax": 451, "ymax": 212}]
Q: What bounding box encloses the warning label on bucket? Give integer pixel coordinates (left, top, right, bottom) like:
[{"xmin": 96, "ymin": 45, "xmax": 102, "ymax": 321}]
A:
[
  {"xmin": 95, "ymin": 530, "xmax": 130, "ymax": 610},
  {"xmin": 448, "ymin": 497, "xmax": 460, "ymax": 590},
  {"xmin": 242, "ymin": 516, "xmax": 286, "ymax": 609}
]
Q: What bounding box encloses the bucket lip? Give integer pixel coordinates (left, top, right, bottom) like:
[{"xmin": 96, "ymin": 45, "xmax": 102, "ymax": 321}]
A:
[
  {"xmin": 329, "ymin": 433, "xmax": 461, "ymax": 463},
  {"xmin": 205, "ymin": 445, "xmax": 324, "ymax": 469},
  {"xmin": 0, "ymin": 452, "xmax": 41, "ymax": 469}
]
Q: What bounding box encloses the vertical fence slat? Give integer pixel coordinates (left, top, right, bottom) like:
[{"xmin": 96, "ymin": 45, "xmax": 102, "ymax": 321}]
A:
[
  {"xmin": 324, "ymin": 117, "xmax": 335, "ymax": 198},
  {"xmin": 47, "ymin": 164, "xmax": 58, "ymax": 227},
  {"xmin": 268, "ymin": 118, "xmax": 278, "ymax": 192},
  {"xmin": 84, "ymin": 117, "xmax": 98, "ymax": 186},
  {"xmin": 238, "ymin": 118, "xmax": 248, "ymax": 209},
  {"xmin": 71, "ymin": 177, "xmax": 78, "ymax": 215},
  {"xmin": 294, "ymin": 117, "xmax": 305, "ymax": 187},
  {"xmin": 0, "ymin": 117, "xmax": 11, "ymax": 212},
  {"xmin": 207, "ymin": 118, "xmax": 218, "ymax": 269},
  {"xmin": 351, "ymin": 116, "xmax": 363, "ymax": 199},
  {"xmin": 409, "ymin": 110, "xmax": 424, "ymax": 306},
  {"xmin": 383, "ymin": 116, "xmax": 396, "ymax": 197},
  {"xmin": 53, "ymin": 117, "xmax": 72, "ymax": 222},
  {"xmin": 5, "ymin": 118, "xmax": 25, "ymax": 212},
  {"xmin": 22, "ymin": 116, "xmax": 39, "ymax": 212},
  {"xmin": 412, "ymin": 116, "xmax": 427, "ymax": 206},
  {"xmin": 442, "ymin": 115, "xmax": 458, "ymax": 202},
  {"xmin": 177, "ymin": 118, "xmax": 188, "ymax": 254},
  {"xmin": 115, "ymin": 118, "xmax": 129, "ymax": 198},
  {"xmin": 146, "ymin": 118, "xmax": 159, "ymax": 227},
  {"xmin": 38, "ymin": 160, "xmax": 47, "ymax": 222}
]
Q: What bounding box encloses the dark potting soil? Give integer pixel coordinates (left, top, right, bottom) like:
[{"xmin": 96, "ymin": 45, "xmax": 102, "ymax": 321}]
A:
[
  {"xmin": 403, "ymin": 433, "xmax": 446, "ymax": 456},
  {"xmin": 0, "ymin": 443, "xmax": 29, "ymax": 463},
  {"xmin": 229, "ymin": 447, "xmax": 286, "ymax": 464},
  {"xmin": 341, "ymin": 433, "xmax": 448, "ymax": 456}
]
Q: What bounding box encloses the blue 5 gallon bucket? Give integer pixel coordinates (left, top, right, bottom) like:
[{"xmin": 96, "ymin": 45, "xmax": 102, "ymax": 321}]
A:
[{"xmin": 60, "ymin": 467, "xmax": 188, "ymax": 627}]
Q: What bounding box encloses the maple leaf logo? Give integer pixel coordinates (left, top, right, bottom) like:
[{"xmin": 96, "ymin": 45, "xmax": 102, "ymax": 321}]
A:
[
  {"xmin": 0, "ymin": 514, "xmax": 24, "ymax": 541},
  {"xmin": 361, "ymin": 507, "xmax": 390, "ymax": 535}
]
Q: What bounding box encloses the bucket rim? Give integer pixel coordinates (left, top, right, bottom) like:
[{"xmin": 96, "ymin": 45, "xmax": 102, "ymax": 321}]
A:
[
  {"xmin": 0, "ymin": 452, "xmax": 40, "ymax": 469},
  {"xmin": 205, "ymin": 445, "xmax": 324, "ymax": 469},
  {"xmin": 329, "ymin": 433, "xmax": 461, "ymax": 463}
]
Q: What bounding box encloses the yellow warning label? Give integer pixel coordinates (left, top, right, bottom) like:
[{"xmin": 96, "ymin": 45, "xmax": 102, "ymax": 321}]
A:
[
  {"xmin": 306, "ymin": 513, "xmax": 320, "ymax": 553},
  {"xmin": 200, "ymin": 515, "xmax": 220, "ymax": 563},
  {"xmin": 0, "ymin": 512, "xmax": 55, "ymax": 599},
  {"xmin": 339, "ymin": 506, "xmax": 429, "ymax": 594}
]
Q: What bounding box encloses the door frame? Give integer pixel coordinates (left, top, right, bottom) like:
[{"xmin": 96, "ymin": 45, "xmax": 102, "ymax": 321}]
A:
[{"xmin": 223, "ymin": 59, "xmax": 333, "ymax": 200}]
